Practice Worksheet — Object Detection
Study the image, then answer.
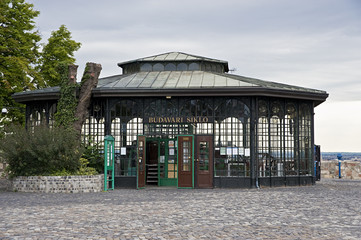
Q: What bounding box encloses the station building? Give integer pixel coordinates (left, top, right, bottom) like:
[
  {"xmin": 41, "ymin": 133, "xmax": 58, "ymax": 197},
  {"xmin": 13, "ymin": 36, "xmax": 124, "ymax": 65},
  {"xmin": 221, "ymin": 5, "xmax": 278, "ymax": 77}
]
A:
[{"xmin": 13, "ymin": 52, "xmax": 328, "ymax": 189}]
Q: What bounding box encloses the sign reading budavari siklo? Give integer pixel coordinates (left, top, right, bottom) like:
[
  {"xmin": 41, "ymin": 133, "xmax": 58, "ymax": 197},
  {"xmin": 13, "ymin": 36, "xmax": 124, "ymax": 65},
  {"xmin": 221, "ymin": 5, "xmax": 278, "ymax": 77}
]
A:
[{"xmin": 145, "ymin": 117, "xmax": 213, "ymax": 124}]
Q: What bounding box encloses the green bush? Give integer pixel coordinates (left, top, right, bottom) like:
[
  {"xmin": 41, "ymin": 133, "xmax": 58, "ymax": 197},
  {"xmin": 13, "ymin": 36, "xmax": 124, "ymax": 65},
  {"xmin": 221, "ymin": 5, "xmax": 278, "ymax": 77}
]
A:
[
  {"xmin": 49, "ymin": 158, "xmax": 97, "ymax": 176},
  {"xmin": 0, "ymin": 125, "xmax": 83, "ymax": 178},
  {"xmin": 76, "ymin": 158, "xmax": 98, "ymax": 175},
  {"xmin": 82, "ymin": 137, "xmax": 104, "ymax": 173}
]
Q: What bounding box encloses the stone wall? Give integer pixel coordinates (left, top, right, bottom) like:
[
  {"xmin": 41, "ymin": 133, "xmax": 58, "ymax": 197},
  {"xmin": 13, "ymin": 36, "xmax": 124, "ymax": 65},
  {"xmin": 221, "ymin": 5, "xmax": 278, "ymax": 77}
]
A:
[
  {"xmin": 12, "ymin": 174, "xmax": 104, "ymax": 193},
  {"xmin": 321, "ymin": 160, "xmax": 361, "ymax": 179},
  {"xmin": 0, "ymin": 162, "xmax": 11, "ymax": 191},
  {"xmin": 0, "ymin": 162, "xmax": 7, "ymax": 178}
]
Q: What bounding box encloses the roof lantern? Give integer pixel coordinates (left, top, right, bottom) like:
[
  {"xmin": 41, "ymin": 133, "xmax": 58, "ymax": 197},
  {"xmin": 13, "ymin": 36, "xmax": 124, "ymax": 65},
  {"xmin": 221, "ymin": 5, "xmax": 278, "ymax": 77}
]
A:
[{"xmin": 117, "ymin": 52, "xmax": 229, "ymax": 74}]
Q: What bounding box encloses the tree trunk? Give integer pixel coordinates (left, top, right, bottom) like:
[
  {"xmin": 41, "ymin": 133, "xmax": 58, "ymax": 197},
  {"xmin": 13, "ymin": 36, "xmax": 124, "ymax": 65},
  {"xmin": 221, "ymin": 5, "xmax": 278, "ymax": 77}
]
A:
[{"xmin": 73, "ymin": 63, "xmax": 102, "ymax": 134}]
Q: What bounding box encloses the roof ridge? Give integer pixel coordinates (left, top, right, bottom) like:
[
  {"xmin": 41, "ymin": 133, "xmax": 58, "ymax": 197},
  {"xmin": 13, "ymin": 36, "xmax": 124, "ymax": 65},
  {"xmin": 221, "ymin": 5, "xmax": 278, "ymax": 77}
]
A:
[{"xmin": 117, "ymin": 52, "xmax": 228, "ymax": 67}]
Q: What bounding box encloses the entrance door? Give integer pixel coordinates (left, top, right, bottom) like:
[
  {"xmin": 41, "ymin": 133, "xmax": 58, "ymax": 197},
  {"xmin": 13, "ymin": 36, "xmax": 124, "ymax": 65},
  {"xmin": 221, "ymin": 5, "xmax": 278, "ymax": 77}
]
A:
[
  {"xmin": 196, "ymin": 136, "xmax": 213, "ymax": 188},
  {"xmin": 137, "ymin": 136, "xmax": 146, "ymax": 189},
  {"xmin": 177, "ymin": 135, "xmax": 194, "ymax": 188},
  {"xmin": 146, "ymin": 141, "xmax": 158, "ymax": 185},
  {"xmin": 158, "ymin": 139, "xmax": 177, "ymax": 187}
]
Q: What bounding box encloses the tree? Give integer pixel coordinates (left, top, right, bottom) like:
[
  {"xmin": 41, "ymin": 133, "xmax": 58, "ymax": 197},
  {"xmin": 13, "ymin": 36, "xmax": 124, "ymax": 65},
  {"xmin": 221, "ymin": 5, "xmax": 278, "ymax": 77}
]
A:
[
  {"xmin": 39, "ymin": 25, "xmax": 81, "ymax": 87},
  {"xmin": 0, "ymin": 0, "xmax": 42, "ymax": 129},
  {"xmin": 0, "ymin": 1, "xmax": 81, "ymax": 136}
]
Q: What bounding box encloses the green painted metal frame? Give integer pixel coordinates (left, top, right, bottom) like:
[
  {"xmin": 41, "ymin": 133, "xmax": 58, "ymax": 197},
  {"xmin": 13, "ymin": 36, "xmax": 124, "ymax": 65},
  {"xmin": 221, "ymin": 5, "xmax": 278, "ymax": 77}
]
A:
[
  {"xmin": 177, "ymin": 135, "xmax": 195, "ymax": 189},
  {"xmin": 104, "ymin": 135, "xmax": 115, "ymax": 191}
]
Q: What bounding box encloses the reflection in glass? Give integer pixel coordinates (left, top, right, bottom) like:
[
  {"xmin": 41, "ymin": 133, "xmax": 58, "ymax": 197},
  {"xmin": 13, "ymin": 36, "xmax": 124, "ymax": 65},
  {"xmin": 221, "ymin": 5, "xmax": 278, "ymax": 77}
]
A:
[
  {"xmin": 199, "ymin": 141, "xmax": 209, "ymax": 171},
  {"xmin": 182, "ymin": 141, "xmax": 191, "ymax": 171}
]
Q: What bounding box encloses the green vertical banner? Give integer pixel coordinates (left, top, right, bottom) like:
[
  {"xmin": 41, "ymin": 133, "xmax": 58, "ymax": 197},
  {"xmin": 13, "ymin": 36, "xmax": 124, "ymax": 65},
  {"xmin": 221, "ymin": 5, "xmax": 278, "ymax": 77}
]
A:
[{"xmin": 104, "ymin": 135, "xmax": 115, "ymax": 191}]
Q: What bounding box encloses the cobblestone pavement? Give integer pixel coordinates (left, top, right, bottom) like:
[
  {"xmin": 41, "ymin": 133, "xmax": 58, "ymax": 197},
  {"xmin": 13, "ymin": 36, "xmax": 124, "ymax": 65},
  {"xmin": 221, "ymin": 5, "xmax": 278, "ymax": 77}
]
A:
[{"xmin": 1, "ymin": 179, "xmax": 361, "ymax": 239}]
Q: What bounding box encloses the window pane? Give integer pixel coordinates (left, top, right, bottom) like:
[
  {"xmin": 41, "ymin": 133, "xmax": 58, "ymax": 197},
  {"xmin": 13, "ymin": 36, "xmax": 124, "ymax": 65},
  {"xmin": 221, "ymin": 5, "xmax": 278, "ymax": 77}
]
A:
[
  {"xmin": 189, "ymin": 63, "xmax": 199, "ymax": 71},
  {"xmin": 199, "ymin": 141, "xmax": 209, "ymax": 171},
  {"xmin": 165, "ymin": 63, "xmax": 176, "ymax": 71},
  {"xmin": 177, "ymin": 63, "xmax": 187, "ymax": 71},
  {"xmin": 153, "ymin": 63, "xmax": 164, "ymax": 71}
]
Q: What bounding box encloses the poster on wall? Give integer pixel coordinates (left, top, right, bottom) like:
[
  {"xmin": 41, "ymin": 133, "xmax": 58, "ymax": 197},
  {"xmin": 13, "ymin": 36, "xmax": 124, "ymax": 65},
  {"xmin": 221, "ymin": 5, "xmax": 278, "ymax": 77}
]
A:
[
  {"xmin": 121, "ymin": 147, "xmax": 126, "ymax": 156},
  {"xmin": 220, "ymin": 147, "xmax": 226, "ymax": 155},
  {"xmin": 245, "ymin": 148, "xmax": 250, "ymax": 157}
]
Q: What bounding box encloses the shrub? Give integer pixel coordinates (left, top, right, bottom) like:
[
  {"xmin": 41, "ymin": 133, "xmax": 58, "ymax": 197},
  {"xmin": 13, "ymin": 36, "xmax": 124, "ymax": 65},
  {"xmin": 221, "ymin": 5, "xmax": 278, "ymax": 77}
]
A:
[
  {"xmin": 82, "ymin": 137, "xmax": 104, "ymax": 173},
  {"xmin": 0, "ymin": 125, "xmax": 83, "ymax": 178},
  {"xmin": 49, "ymin": 158, "xmax": 97, "ymax": 176},
  {"xmin": 76, "ymin": 158, "xmax": 98, "ymax": 175}
]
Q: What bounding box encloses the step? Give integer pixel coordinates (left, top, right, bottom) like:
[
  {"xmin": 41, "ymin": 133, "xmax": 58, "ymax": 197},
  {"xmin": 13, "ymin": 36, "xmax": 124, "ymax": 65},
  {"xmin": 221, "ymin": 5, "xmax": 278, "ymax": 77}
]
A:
[{"xmin": 146, "ymin": 180, "xmax": 158, "ymax": 183}]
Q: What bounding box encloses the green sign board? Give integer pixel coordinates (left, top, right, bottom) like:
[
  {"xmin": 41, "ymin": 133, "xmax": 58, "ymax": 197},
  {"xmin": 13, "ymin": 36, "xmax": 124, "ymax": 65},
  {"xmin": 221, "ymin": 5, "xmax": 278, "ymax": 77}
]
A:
[{"xmin": 104, "ymin": 135, "xmax": 115, "ymax": 191}]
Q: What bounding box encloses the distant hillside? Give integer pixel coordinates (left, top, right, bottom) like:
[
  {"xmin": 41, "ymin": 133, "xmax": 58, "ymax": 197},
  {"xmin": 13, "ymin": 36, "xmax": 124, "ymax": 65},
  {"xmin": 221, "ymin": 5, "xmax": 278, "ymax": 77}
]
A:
[{"xmin": 322, "ymin": 152, "xmax": 361, "ymax": 161}]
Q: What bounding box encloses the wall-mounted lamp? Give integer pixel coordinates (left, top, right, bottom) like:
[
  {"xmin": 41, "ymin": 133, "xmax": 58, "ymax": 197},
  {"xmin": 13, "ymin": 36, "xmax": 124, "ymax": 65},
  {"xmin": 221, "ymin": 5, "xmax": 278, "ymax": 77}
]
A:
[
  {"xmin": 166, "ymin": 96, "xmax": 172, "ymax": 99},
  {"xmin": 1, "ymin": 108, "xmax": 8, "ymax": 114}
]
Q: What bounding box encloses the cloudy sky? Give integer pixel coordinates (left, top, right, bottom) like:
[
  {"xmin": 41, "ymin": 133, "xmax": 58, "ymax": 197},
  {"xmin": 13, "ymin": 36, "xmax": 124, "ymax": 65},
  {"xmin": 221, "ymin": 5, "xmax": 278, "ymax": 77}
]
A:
[{"xmin": 29, "ymin": 0, "xmax": 361, "ymax": 152}]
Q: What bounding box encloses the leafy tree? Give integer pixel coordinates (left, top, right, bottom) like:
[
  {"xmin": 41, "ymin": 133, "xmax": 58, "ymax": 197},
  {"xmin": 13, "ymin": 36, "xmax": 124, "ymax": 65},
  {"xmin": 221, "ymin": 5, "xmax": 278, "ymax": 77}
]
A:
[
  {"xmin": 39, "ymin": 25, "xmax": 81, "ymax": 87},
  {"xmin": 0, "ymin": 0, "xmax": 42, "ymax": 130},
  {"xmin": 0, "ymin": 1, "xmax": 81, "ymax": 136}
]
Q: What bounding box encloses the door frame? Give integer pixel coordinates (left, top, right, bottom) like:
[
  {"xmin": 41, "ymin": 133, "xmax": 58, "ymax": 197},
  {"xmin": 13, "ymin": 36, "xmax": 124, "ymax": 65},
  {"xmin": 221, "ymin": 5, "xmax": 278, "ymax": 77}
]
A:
[
  {"xmin": 136, "ymin": 135, "xmax": 146, "ymax": 189},
  {"xmin": 177, "ymin": 135, "xmax": 194, "ymax": 189}
]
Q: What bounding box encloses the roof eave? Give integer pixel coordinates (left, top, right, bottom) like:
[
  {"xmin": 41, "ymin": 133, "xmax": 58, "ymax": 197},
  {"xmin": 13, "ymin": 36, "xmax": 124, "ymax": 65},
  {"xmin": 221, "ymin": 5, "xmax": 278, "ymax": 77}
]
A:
[
  {"xmin": 92, "ymin": 87, "xmax": 328, "ymax": 104},
  {"xmin": 13, "ymin": 92, "xmax": 60, "ymax": 103}
]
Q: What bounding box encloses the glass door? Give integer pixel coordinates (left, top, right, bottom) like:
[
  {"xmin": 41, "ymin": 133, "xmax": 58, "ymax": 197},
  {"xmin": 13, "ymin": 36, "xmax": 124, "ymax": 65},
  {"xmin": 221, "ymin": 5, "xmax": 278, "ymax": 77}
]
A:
[
  {"xmin": 196, "ymin": 135, "xmax": 213, "ymax": 188},
  {"xmin": 158, "ymin": 139, "xmax": 177, "ymax": 186},
  {"xmin": 177, "ymin": 135, "xmax": 194, "ymax": 188}
]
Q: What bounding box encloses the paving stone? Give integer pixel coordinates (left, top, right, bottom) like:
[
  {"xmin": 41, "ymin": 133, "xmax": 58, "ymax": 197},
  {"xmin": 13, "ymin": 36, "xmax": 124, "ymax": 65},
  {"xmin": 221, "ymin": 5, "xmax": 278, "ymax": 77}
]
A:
[{"xmin": 0, "ymin": 179, "xmax": 361, "ymax": 239}]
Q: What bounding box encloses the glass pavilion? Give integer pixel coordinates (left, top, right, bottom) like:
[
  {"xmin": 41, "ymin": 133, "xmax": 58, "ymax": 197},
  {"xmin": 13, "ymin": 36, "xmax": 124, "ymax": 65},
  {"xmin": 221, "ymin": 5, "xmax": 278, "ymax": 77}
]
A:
[{"xmin": 13, "ymin": 52, "xmax": 328, "ymax": 188}]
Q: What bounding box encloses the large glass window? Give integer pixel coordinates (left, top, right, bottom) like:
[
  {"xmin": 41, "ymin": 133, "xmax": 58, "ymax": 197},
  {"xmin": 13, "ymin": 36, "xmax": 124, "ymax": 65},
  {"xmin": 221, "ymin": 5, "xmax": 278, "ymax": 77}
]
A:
[
  {"xmin": 110, "ymin": 99, "xmax": 143, "ymax": 176},
  {"xmin": 214, "ymin": 98, "xmax": 251, "ymax": 177},
  {"xmin": 257, "ymin": 100, "xmax": 286, "ymax": 177},
  {"xmin": 299, "ymin": 103, "xmax": 312, "ymax": 175},
  {"xmin": 257, "ymin": 99, "xmax": 313, "ymax": 177}
]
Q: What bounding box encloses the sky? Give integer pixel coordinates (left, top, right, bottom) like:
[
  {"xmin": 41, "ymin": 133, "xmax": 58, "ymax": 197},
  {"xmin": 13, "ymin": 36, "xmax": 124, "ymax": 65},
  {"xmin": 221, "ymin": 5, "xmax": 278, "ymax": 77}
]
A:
[{"xmin": 28, "ymin": 0, "xmax": 361, "ymax": 152}]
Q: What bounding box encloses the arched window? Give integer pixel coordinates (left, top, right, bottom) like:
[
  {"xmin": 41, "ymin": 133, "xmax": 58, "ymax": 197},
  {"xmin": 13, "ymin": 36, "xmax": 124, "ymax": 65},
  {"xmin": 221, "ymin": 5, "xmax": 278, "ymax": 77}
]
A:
[
  {"xmin": 140, "ymin": 63, "xmax": 152, "ymax": 71},
  {"xmin": 177, "ymin": 63, "xmax": 187, "ymax": 71},
  {"xmin": 214, "ymin": 117, "xmax": 249, "ymax": 177},
  {"xmin": 213, "ymin": 98, "xmax": 251, "ymax": 177},
  {"xmin": 111, "ymin": 118, "xmax": 121, "ymax": 149},
  {"xmin": 165, "ymin": 63, "xmax": 176, "ymax": 71},
  {"xmin": 189, "ymin": 62, "xmax": 199, "ymax": 71},
  {"xmin": 81, "ymin": 116, "xmax": 105, "ymax": 147},
  {"xmin": 153, "ymin": 63, "xmax": 164, "ymax": 71},
  {"xmin": 126, "ymin": 118, "xmax": 143, "ymax": 145},
  {"xmin": 284, "ymin": 102, "xmax": 297, "ymax": 176},
  {"xmin": 299, "ymin": 103, "xmax": 312, "ymax": 175},
  {"xmin": 29, "ymin": 108, "xmax": 46, "ymax": 131}
]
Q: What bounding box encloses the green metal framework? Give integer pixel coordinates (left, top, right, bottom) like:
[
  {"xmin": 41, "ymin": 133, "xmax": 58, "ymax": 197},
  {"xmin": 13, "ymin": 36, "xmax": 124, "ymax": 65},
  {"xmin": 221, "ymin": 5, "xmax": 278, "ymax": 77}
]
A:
[{"xmin": 104, "ymin": 135, "xmax": 115, "ymax": 191}]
